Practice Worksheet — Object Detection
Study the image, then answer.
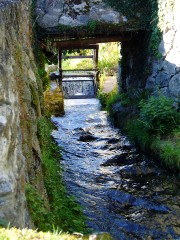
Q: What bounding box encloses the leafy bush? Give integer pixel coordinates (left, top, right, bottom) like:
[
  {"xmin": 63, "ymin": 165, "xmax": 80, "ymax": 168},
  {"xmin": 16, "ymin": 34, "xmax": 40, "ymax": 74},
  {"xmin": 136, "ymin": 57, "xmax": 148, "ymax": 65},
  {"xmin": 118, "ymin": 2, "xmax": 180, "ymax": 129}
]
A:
[
  {"xmin": 126, "ymin": 96, "xmax": 180, "ymax": 169},
  {"xmin": 138, "ymin": 96, "xmax": 180, "ymax": 135},
  {"xmin": 127, "ymin": 119, "xmax": 152, "ymax": 149}
]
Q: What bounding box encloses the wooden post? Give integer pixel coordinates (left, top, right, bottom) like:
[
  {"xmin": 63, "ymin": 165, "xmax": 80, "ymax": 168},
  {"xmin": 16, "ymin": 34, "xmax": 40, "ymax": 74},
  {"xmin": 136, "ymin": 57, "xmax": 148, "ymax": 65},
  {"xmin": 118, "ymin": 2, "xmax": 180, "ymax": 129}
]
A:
[
  {"xmin": 93, "ymin": 45, "xmax": 99, "ymax": 93},
  {"xmin": 58, "ymin": 49, "xmax": 62, "ymax": 89},
  {"xmin": 95, "ymin": 45, "xmax": 99, "ymax": 69}
]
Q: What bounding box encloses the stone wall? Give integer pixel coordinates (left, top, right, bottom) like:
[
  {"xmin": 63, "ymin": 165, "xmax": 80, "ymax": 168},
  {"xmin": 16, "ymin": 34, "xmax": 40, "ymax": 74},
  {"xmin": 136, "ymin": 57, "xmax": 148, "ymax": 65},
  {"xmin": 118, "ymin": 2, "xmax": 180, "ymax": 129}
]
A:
[
  {"xmin": 36, "ymin": 0, "xmax": 144, "ymax": 37},
  {"xmin": 119, "ymin": 31, "xmax": 150, "ymax": 93},
  {"xmin": 0, "ymin": 0, "xmax": 46, "ymax": 227},
  {"xmin": 146, "ymin": 0, "xmax": 180, "ymax": 104},
  {"xmin": 119, "ymin": 0, "xmax": 180, "ymax": 105}
]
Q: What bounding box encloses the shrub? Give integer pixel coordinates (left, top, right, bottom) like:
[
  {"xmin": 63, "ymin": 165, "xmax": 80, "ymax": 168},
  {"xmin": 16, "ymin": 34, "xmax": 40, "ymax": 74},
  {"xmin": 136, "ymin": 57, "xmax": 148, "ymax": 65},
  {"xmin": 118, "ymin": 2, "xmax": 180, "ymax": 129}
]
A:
[
  {"xmin": 126, "ymin": 96, "xmax": 180, "ymax": 170},
  {"xmin": 138, "ymin": 96, "xmax": 180, "ymax": 136},
  {"xmin": 127, "ymin": 119, "xmax": 152, "ymax": 149}
]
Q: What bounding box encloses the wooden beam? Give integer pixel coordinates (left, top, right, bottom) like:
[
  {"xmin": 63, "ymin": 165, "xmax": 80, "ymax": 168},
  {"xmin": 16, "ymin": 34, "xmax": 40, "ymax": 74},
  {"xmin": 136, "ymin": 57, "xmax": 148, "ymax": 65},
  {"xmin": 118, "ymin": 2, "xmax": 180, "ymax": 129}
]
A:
[
  {"xmin": 62, "ymin": 69, "xmax": 96, "ymax": 72},
  {"xmin": 62, "ymin": 79, "xmax": 94, "ymax": 82},
  {"xmin": 62, "ymin": 74, "xmax": 94, "ymax": 78},
  {"xmin": 53, "ymin": 35, "xmax": 130, "ymax": 48},
  {"xmin": 58, "ymin": 49, "xmax": 63, "ymax": 87},
  {"xmin": 58, "ymin": 49, "xmax": 62, "ymax": 70},
  {"xmin": 94, "ymin": 45, "xmax": 99, "ymax": 69},
  {"xmin": 56, "ymin": 44, "xmax": 99, "ymax": 50},
  {"xmin": 62, "ymin": 55, "xmax": 94, "ymax": 59}
]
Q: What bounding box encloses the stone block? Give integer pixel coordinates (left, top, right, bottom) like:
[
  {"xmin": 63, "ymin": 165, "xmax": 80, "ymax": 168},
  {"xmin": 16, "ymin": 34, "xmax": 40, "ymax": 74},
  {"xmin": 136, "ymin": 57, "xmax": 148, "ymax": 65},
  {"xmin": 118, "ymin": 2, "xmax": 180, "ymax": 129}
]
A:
[
  {"xmin": 155, "ymin": 71, "xmax": 170, "ymax": 87},
  {"xmin": 169, "ymin": 73, "xmax": 180, "ymax": 98},
  {"xmin": 59, "ymin": 15, "xmax": 82, "ymax": 26},
  {"xmin": 162, "ymin": 60, "xmax": 177, "ymax": 75}
]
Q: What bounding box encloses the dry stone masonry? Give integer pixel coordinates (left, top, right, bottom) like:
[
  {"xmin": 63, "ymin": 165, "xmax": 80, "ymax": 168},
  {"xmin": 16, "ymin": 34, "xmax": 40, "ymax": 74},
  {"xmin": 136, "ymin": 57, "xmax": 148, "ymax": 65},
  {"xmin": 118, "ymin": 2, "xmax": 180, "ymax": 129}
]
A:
[
  {"xmin": 146, "ymin": 0, "xmax": 180, "ymax": 104},
  {"xmin": 36, "ymin": 0, "xmax": 135, "ymax": 33},
  {"xmin": 0, "ymin": 0, "xmax": 45, "ymax": 227}
]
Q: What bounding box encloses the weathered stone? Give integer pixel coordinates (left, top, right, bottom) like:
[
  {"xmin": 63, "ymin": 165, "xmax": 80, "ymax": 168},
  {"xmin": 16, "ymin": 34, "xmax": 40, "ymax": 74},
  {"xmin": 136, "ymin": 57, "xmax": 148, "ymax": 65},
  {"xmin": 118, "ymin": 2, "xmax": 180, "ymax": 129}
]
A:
[
  {"xmin": 146, "ymin": 0, "xmax": 180, "ymax": 103},
  {"xmin": 158, "ymin": 30, "xmax": 175, "ymax": 56},
  {"xmin": 155, "ymin": 71, "xmax": 170, "ymax": 87},
  {"xmin": 59, "ymin": 15, "xmax": 83, "ymax": 26},
  {"xmin": 39, "ymin": 14, "xmax": 59, "ymax": 28},
  {"xmin": 36, "ymin": 0, "xmax": 141, "ymax": 36},
  {"xmin": 79, "ymin": 132, "xmax": 97, "ymax": 142},
  {"xmin": 44, "ymin": 87, "xmax": 64, "ymax": 116},
  {"xmin": 169, "ymin": 74, "xmax": 180, "ymax": 98},
  {"xmin": 146, "ymin": 76, "xmax": 156, "ymax": 90},
  {"xmin": 0, "ymin": 179, "xmax": 13, "ymax": 197},
  {"xmin": 0, "ymin": 0, "xmax": 46, "ymax": 229},
  {"xmin": 162, "ymin": 59, "xmax": 177, "ymax": 75},
  {"xmin": 77, "ymin": 14, "xmax": 90, "ymax": 24},
  {"xmin": 101, "ymin": 12, "xmax": 120, "ymax": 23}
]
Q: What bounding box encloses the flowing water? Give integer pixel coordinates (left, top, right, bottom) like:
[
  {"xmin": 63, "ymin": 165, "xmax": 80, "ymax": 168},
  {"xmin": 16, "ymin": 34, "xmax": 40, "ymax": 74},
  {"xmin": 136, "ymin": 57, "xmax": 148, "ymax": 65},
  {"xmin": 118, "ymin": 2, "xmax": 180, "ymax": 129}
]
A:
[
  {"xmin": 62, "ymin": 77, "xmax": 95, "ymax": 98},
  {"xmin": 52, "ymin": 99, "xmax": 180, "ymax": 240}
]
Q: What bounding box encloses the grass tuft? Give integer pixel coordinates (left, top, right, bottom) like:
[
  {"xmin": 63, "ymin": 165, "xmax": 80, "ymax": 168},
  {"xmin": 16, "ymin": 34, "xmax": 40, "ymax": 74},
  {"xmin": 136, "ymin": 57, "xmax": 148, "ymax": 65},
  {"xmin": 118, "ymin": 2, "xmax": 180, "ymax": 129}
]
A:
[{"xmin": 26, "ymin": 116, "xmax": 87, "ymax": 233}]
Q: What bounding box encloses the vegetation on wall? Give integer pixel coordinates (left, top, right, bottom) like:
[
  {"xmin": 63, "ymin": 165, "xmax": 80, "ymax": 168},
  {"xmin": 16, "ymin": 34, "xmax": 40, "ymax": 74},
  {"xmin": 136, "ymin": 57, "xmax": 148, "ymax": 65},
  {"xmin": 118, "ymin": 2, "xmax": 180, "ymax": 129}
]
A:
[
  {"xmin": 57, "ymin": 20, "xmax": 137, "ymax": 40},
  {"xmin": 26, "ymin": 116, "xmax": 87, "ymax": 233},
  {"xmin": 147, "ymin": 0, "xmax": 162, "ymax": 58},
  {"xmin": 148, "ymin": 0, "xmax": 175, "ymax": 58},
  {"xmin": 102, "ymin": 0, "xmax": 152, "ymax": 26},
  {"xmin": 31, "ymin": 0, "xmax": 49, "ymax": 91},
  {"xmin": 127, "ymin": 96, "xmax": 180, "ymax": 170}
]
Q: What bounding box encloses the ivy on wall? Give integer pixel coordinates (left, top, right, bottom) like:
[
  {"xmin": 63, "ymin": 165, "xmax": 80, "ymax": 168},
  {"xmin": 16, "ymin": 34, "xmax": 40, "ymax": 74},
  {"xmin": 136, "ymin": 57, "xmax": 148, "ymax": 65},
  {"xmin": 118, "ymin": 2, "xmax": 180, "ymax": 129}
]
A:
[
  {"xmin": 102, "ymin": 0, "xmax": 152, "ymax": 26},
  {"xmin": 149, "ymin": 0, "xmax": 175, "ymax": 58}
]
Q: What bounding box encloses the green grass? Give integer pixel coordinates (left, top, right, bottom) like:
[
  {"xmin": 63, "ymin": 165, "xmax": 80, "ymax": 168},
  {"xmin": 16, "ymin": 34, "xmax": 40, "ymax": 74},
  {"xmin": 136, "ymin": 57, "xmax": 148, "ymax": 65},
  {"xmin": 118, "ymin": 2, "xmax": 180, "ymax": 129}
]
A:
[
  {"xmin": 26, "ymin": 116, "xmax": 87, "ymax": 233},
  {"xmin": 98, "ymin": 43, "xmax": 120, "ymax": 75},
  {"xmin": 0, "ymin": 228, "xmax": 112, "ymax": 240},
  {"xmin": 152, "ymin": 130, "xmax": 180, "ymax": 170}
]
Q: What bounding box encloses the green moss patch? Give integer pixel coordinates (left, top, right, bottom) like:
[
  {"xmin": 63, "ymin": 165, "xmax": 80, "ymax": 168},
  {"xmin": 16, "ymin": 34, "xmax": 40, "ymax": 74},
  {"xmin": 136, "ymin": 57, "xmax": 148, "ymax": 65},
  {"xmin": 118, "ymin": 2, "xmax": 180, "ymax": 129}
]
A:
[{"xmin": 26, "ymin": 116, "xmax": 87, "ymax": 233}]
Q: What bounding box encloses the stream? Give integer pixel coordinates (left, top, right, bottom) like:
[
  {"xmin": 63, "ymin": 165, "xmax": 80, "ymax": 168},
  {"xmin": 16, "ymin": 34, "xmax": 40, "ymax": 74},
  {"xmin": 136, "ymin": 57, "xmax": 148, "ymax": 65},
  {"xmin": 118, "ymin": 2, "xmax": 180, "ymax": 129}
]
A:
[{"xmin": 52, "ymin": 98, "xmax": 180, "ymax": 240}]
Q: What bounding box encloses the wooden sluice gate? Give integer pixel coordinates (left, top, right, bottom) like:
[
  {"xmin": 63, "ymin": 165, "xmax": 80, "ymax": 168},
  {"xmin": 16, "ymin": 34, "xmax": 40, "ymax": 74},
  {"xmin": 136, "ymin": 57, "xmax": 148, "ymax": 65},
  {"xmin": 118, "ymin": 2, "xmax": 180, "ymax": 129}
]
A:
[{"xmin": 57, "ymin": 44, "xmax": 99, "ymax": 99}]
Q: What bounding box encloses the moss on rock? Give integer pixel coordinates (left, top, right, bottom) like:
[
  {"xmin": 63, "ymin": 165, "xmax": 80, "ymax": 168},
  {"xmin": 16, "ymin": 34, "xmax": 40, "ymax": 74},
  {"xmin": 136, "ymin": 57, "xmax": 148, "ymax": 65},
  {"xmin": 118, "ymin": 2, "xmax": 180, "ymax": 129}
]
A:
[{"xmin": 44, "ymin": 87, "xmax": 64, "ymax": 116}]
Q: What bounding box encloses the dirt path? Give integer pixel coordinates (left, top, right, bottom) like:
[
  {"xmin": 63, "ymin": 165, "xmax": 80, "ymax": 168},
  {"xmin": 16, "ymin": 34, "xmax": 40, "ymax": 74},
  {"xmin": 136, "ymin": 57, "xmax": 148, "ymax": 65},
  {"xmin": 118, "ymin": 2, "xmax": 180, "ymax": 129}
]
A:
[{"xmin": 102, "ymin": 76, "xmax": 117, "ymax": 93}]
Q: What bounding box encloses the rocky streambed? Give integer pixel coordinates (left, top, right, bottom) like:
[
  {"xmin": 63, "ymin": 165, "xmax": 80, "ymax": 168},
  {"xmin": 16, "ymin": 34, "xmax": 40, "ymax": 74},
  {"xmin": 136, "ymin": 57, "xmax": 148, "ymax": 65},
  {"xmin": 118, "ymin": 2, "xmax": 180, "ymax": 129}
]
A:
[{"xmin": 52, "ymin": 99, "xmax": 180, "ymax": 240}]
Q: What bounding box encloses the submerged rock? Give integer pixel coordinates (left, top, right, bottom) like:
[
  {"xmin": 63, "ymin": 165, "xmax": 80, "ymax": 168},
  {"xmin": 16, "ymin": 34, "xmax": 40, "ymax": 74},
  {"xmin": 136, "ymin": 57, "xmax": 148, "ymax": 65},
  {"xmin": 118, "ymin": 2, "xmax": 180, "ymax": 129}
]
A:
[
  {"xmin": 102, "ymin": 153, "xmax": 140, "ymax": 166},
  {"xmin": 79, "ymin": 131, "xmax": 97, "ymax": 142}
]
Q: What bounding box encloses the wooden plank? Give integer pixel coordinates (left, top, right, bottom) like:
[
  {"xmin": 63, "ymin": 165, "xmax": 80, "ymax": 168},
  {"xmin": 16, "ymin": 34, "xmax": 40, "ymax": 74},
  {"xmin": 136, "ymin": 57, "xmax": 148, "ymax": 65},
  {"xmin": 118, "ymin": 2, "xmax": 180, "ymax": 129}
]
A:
[
  {"xmin": 62, "ymin": 69, "xmax": 95, "ymax": 72},
  {"xmin": 62, "ymin": 55, "xmax": 94, "ymax": 59},
  {"xmin": 64, "ymin": 95, "xmax": 96, "ymax": 99},
  {"xmin": 62, "ymin": 74, "xmax": 94, "ymax": 78},
  {"xmin": 58, "ymin": 49, "xmax": 62, "ymax": 70},
  {"xmin": 62, "ymin": 79, "xmax": 94, "ymax": 82},
  {"xmin": 62, "ymin": 69, "xmax": 97, "ymax": 72},
  {"xmin": 55, "ymin": 44, "xmax": 99, "ymax": 50},
  {"xmin": 53, "ymin": 36, "xmax": 129, "ymax": 48}
]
